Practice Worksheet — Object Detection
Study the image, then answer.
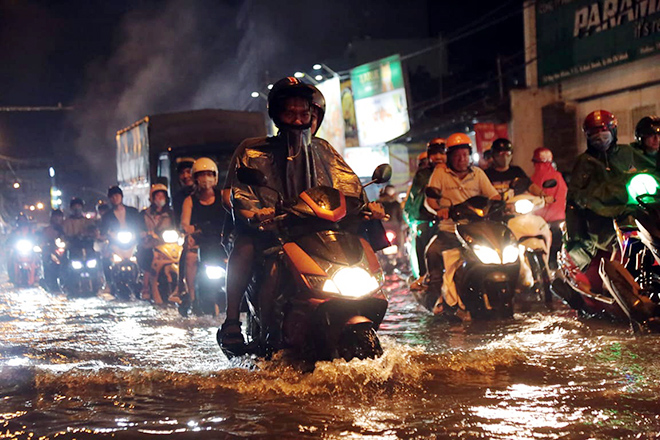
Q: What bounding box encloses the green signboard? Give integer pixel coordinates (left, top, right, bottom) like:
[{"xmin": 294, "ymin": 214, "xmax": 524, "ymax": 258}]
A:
[
  {"xmin": 536, "ymin": 0, "xmax": 660, "ymax": 85},
  {"xmin": 350, "ymin": 54, "xmax": 405, "ymax": 100}
]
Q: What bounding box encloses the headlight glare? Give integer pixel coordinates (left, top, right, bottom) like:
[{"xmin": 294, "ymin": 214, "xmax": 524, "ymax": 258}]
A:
[
  {"xmin": 332, "ymin": 267, "xmax": 379, "ymax": 298},
  {"xmin": 473, "ymin": 244, "xmax": 501, "ymax": 264},
  {"xmin": 71, "ymin": 260, "xmax": 83, "ymax": 270},
  {"xmin": 112, "ymin": 254, "xmax": 122, "ymax": 263},
  {"xmin": 86, "ymin": 259, "xmax": 97, "ymax": 269},
  {"xmin": 162, "ymin": 230, "xmax": 179, "ymax": 243},
  {"xmin": 16, "ymin": 240, "xmax": 33, "ymax": 255},
  {"xmin": 117, "ymin": 231, "xmax": 133, "ymax": 244},
  {"xmin": 514, "ymin": 199, "xmax": 534, "ymax": 215},
  {"xmin": 502, "ymin": 245, "xmax": 519, "ymax": 264},
  {"xmin": 322, "ymin": 279, "xmax": 340, "ymax": 294},
  {"xmin": 205, "ymin": 265, "xmax": 226, "ymax": 280}
]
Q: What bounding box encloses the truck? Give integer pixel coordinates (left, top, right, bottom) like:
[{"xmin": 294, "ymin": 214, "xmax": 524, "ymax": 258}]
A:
[{"xmin": 116, "ymin": 109, "xmax": 267, "ymax": 209}]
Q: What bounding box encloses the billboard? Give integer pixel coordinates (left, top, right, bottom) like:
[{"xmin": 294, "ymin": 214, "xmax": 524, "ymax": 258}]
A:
[
  {"xmin": 315, "ymin": 76, "xmax": 346, "ymax": 155},
  {"xmin": 536, "ymin": 0, "xmax": 660, "ymax": 85},
  {"xmin": 474, "ymin": 123, "xmax": 509, "ymax": 153},
  {"xmin": 350, "ymin": 54, "xmax": 410, "ymax": 146}
]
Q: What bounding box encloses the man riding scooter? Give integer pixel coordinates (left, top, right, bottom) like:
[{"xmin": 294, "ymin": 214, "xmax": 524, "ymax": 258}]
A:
[
  {"xmin": 218, "ymin": 76, "xmax": 386, "ymax": 357},
  {"xmin": 421, "ymin": 133, "xmax": 500, "ymax": 319},
  {"xmin": 404, "ymin": 138, "xmax": 446, "ymax": 281}
]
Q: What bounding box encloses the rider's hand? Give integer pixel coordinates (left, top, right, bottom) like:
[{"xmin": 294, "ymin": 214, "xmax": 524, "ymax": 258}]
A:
[
  {"xmin": 365, "ymin": 202, "xmax": 386, "ymax": 220},
  {"xmin": 436, "ymin": 208, "xmax": 450, "ymax": 220},
  {"xmin": 543, "ymin": 194, "xmax": 555, "ymax": 204},
  {"xmin": 254, "ymin": 207, "xmax": 276, "ymax": 221}
]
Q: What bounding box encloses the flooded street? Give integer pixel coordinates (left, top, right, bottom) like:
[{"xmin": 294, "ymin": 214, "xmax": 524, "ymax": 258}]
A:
[{"xmin": 2, "ymin": 274, "xmax": 660, "ymax": 439}]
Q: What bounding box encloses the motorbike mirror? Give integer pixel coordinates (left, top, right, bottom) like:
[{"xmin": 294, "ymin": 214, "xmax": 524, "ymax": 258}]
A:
[
  {"xmin": 371, "ymin": 164, "xmax": 392, "ymax": 184},
  {"xmin": 425, "ymin": 186, "xmax": 443, "ymax": 199},
  {"xmin": 509, "ymin": 176, "xmax": 531, "ymax": 194},
  {"xmin": 542, "ymin": 179, "xmax": 557, "ymax": 189},
  {"xmin": 236, "ymin": 167, "xmax": 267, "ymax": 187}
]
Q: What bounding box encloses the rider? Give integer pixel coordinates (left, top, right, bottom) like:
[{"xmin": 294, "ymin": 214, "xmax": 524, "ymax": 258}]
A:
[
  {"xmin": 485, "ymin": 138, "xmax": 554, "ymax": 203},
  {"xmin": 6, "ymin": 213, "xmax": 35, "ymax": 284},
  {"xmin": 631, "ymin": 116, "xmax": 660, "ymax": 170},
  {"xmin": 378, "ymin": 184, "xmax": 403, "ymax": 257},
  {"xmin": 62, "ymin": 197, "xmax": 95, "ymax": 242},
  {"xmin": 404, "ymin": 138, "xmax": 447, "ymax": 280},
  {"xmin": 39, "ymin": 209, "xmax": 66, "ymax": 291},
  {"xmin": 178, "ymin": 158, "xmax": 225, "ymax": 309},
  {"xmin": 219, "ymin": 76, "xmax": 385, "ymax": 356},
  {"xmin": 423, "ymin": 133, "xmax": 500, "ymax": 317},
  {"xmin": 171, "ymin": 157, "xmax": 195, "ymax": 226},
  {"xmin": 101, "ymin": 186, "xmax": 141, "ymax": 237},
  {"xmin": 530, "ymin": 147, "xmax": 568, "ymax": 268},
  {"xmin": 138, "ymin": 183, "xmax": 174, "ymax": 302},
  {"xmin": 565, "ymin": 110, "xmax": 641, "ymax": 282}
]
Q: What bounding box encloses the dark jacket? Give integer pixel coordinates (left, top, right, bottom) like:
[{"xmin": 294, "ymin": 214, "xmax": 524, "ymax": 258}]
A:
[{"xmin": 101, "ymin": 205, "xmax": 141, "ymax": 235}]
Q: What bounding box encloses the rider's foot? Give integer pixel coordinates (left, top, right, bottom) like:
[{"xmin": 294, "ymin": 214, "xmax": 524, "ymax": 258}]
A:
[{"xmin": 217, "ymin": 319, "xmax": 246, "ymax": 358}]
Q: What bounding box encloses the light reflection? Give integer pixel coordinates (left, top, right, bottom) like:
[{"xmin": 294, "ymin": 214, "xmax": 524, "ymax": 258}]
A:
[{"xmin": 6, "ymin": 357, "xmax": 29, "ymax": 366}]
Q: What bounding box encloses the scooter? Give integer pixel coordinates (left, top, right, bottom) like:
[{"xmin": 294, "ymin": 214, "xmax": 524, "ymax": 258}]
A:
[
  {"xmin": 63, "ymin": 236, "xmax": 103, "ymax": 297},
  {"xmin": 506, "ymin": 179, "xmax": 556, "ymax": 304},
  {"xmin": 151, "ymin": 229, "xmax": 184, "ymax": 304},
  {"xmin": 422, "ymin": 187, "xmax": 521, "ymax": 320},
  {"xmin": 378, "ymin": 228, "xmax": 399, "ymax": 275},
  {"xmin": 227, "ymin": 164, "xmax": 391, "ymax": 361},
  {"xmin": 552, "ymin": 173, "xmax": 660, "ymax": 331},
  {"xmin": 10, "ymin": 238, "xmax": 42, "ymax": 287},
  {"xmin": 193, "ymin": 224, "xmax": 227, "ymax": 316},
  {"xmin": 108, "ymin": 230, "xmax": 140, "ymax": 300}
]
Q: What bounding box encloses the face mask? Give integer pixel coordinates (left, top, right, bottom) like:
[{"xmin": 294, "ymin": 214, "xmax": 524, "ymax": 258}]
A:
[
  {"xmin": 154, "ymin": 199, "xmax": 167, "ymax": 208},
  {"xmin": 72, "ymin": 207, "xmax": 83, "ymax": 216},
  {"xmin": 589, "ymin": 131, "xmax": 613, "ymax": 152},
  {"xmin": 197, "ymin": 175, "xmax": 215, "ymax": 189}
]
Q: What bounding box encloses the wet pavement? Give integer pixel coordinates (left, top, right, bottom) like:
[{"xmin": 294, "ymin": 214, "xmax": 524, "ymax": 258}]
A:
[{"xmin": 1, "ymin": 273, "xmax": 660, "ymax": 439}]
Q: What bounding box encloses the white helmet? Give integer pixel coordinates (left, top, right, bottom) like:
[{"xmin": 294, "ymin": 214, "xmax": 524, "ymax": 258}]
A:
[
  {"xmin": 192, "ymin": 157, "xmax": 218, "ymax": 185},
  {"xmin": 149, "ymin": 183, "xmax": 169, "ymax": 201}
]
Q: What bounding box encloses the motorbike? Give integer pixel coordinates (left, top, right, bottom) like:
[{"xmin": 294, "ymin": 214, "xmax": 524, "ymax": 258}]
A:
[
  {"xmin": 10, "ymin": 237, "xmax": 42, "ymax": 287},
  {"xmin": 227, "ymin": 164, "xmax": 391, "ymax": 361},
  {"xmin": 552, "ymin": 172, "xmax": 660, "ymax": 331},
  {"xmin": 151, "ymin": 229, "xmax": 184, "ymax": 304},
  {"xmin": 41, "ymin": 237, "xmax": 66, "ymax": 292},
  {"xmin": 190, "ymin": 223, "xmax": 227, "ymax": 316},
  {"xmin": 506, "ymin": 179, "xmax": 557, "ymax": 305},
  {"xmin": 108, "ymin": 230, "xmax": 140, "ymax": 300},
  {"xmin": 378, "ymin": 229, "xmax": 399, "ymax": 275},
  {"xmin": 63, "ymin": 236, "xmax": 103, "ymax": 297},
  {"xmin": 422, "ymin": 186, "xmax": 521, "ymax": 320}
]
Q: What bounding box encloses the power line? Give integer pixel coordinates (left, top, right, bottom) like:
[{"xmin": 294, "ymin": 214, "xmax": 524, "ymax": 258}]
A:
[{"xmin": 0, "ymin": 104, "xmax": 73, "ymax": 112}]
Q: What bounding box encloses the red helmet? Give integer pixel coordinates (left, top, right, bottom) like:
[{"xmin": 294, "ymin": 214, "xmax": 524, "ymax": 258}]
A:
[
  {"xmin": 583, "ymin": 110, "xmax": 617, "ymax": 135},
  {"xmin": 532, "ymin": 147, "xmax": 553, "ymax": 163}
]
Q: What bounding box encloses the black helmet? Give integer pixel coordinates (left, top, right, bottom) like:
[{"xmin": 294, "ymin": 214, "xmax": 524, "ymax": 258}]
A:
[
  {"xmin": 97, "ymin": 201, "xmax": 110, "ymax": 215},
  {"xmin": 69, "ymin": 197, "xmax": 84, "ymax": 208},
  {"xmin": 491, "ymin": 138, "xmax": 513, "ymax": 154},
  {"xmin": 267, "ymin": 77, "xmax": 316, "ymax": 129},
  {"xmin": 50, "ymin": 209, "xmax": 64, "ymax": 219},
  {"xmin": 107, "ymin": 185, "xmax": 123, "ymax": 198},
  {"xmin": 635, "ymin": 116, "xmax": 660, "ymax": 143},
  {"xmin": 311, "ymin": 85, "xmax": 326, "ymax": 134}
]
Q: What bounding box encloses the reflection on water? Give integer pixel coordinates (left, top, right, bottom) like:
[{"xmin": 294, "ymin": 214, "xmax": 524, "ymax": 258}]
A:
[{"xmin": 1, "ymin": 278, "xmax": 660, "ymax": 439}]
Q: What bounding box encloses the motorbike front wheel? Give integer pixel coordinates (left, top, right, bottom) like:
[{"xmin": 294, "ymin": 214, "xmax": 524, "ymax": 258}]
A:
[
  {"xmin": 527, "ymin": 251, "xmax": 552, "ymax": 304},
  {"xmin": 337, "ymin": 325, "xmax": 383, "ymax": 361}
]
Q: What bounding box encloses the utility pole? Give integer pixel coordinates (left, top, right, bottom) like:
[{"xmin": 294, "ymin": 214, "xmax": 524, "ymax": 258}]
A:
[{"xmin": 496, "ymin": 55, "xmax": 504, "ymax": 100}]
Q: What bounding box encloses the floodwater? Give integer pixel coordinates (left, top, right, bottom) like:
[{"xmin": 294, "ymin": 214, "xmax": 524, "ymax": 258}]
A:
[{"xmin": 1, "ymin": 275, "xmax": 660, "ymax": 439}]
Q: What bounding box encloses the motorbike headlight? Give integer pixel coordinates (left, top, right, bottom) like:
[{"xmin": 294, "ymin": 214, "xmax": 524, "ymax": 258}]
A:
[
  {"xmin": 112, "ymin": 254, "xmax": 122, "ymax": 264},
  {"xmin": 162, "ymin": 230, "xmax": 179, "ymax": 244},
  {"xmin": 385, "ymin": 230, "xmax": 396, "ymax": 243},
  {"xmin": 502, "ymin": 245, "xmax": 519, "ymax": 264},
  {"xmin": 16, "ymin": 240, "xmax": 33, "ymax": 255},
  {"xmin": 71, "ymin": 260, "xmax": 83, "ymax": 270},
  {"xmin": 55, "ymin": 238, "xmax": 66, "ymax": 249},
  {"xmin": 383, "ymin": 245, "xmax": 398, "ymax": 255},
  {"xmin": 473, "ymin": 244, "xmax": 501, "ymax": 265},
  {"xmin": 332, "ymin": 267, "xmax": 379, "ymax": 298},
  {"xmin": 32, "ymin": 245, "xmax": 42, "ymax": 253},
  {"xmin": 514, "ymin": 199, "xmax": 534, "ymax": 215},
  {"xmin": 117, "ymin": 231, "xmax": 133, "ymax": 244},
  {"xmin": 205, "ymin": 265, "xmax": 226, "ymax": 280},
  {"xmin": 129, "ymin": 256, "xmax": 137, "ymax": 263},
  {"xmin": 627, "ymin": 173, "xmax": 659, "ymax": 202},
  {"xmin": 86, "ymin": 259, "xmax": 97, "ymax": 269}
]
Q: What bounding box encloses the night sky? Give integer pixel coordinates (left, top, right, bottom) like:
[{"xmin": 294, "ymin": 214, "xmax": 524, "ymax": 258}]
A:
[{"xmin": 0, "ymin": 0, "xmax": 523, "ymax": 192}]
